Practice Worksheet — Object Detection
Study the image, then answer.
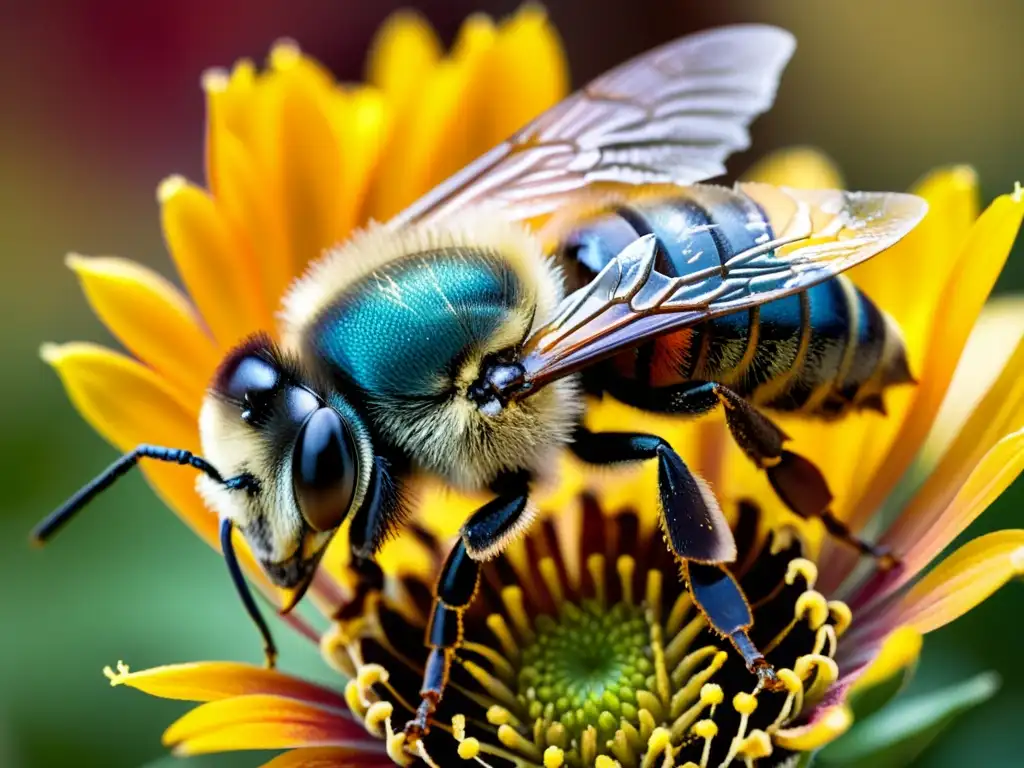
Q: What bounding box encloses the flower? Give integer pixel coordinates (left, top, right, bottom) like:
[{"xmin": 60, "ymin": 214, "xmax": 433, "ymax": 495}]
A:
[{"xmin": 40, "ymin": 4, "xmax": 1024, "ymax": 768}]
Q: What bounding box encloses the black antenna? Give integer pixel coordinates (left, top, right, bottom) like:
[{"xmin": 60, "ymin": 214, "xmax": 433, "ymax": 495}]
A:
[
  {"xmin": 33, "ymin": 444, "xmax": 229, "ymax": 543},
  {"xmin": 221, "ymin": 517, "xmax": 277, "ymax": 667},
  {"xmin": 34, "ymin": 443, "xmax": 277, "ymax": 667}
]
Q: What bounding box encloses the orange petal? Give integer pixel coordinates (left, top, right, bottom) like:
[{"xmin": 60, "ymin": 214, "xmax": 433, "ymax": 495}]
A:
[
  {"xmin": 159, "ymin": 175, "xmax": 273, "ymax": 348},
  {"xmin": 203, "ymin": 71, "xmax": 292, "ymax": 314},
  {"xmin": 923, "ymin": 297, "xmax": 1024, "ymax": 467},
  {"xmin": 262, "ymin": 747, "xmax": 384, "ymax": 767},
  {"xmin": 104, "ymin": 660, "xmax": 346, "ymax": 707},
  {"xmin": 66, "ymin": 255, "xmax": 219, "ymax": 407},
  {"xmin": 164, "ymin": 694, "xmax": 367, "ymax": 755},
  {"xmin": 741, "ymin": 147, "xmax": 844, "ymax": 190},
  {"xmin": 891, "ymin": 530, "xmax": 1024, "ymax": 634},
  {"xmin": 41, "ymin": 342, "xmax": 218, "ymax": 547},
  {"xmin": 847, "ymin": 186, "xmax": 1024, "ymax": 530}
]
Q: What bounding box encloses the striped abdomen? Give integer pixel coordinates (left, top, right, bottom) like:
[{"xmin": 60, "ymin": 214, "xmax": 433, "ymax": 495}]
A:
[{"xmin": 557, "ymin": 185, "xmax": 913, "ymax": 418}]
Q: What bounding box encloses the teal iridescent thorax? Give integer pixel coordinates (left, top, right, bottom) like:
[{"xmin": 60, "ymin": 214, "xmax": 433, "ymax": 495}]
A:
[{"xmin": 307, "ymin": 249, "xmax": 524, "ymax": 398}]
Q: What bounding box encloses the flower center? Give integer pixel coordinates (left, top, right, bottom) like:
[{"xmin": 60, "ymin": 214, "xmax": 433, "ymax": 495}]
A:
[{"xmin": 518, "ymin": 600, "xmax": 653, "ymax": 740}]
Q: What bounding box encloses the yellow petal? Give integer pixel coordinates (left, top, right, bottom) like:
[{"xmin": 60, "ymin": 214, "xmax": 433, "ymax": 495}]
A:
[
  {"xmin": 773, "ymin": 704, "xmax": 852, "ymax": 751},
  {"xmin": 479, "ymin": 4, "xmax": 568, "ymax": 150},
  {"xmin": 741, "ymin": 147, "xmax": 844, "ymax": 189},
  {"xmin": 159, "ymin": 176, "xmax": 273, "ymax": 348},
  {"xmin": 330, "ymin": 86, "xmax": 389, "ymax": 237},
  {"xmin": 892, "ymin": 530, "xmax": 1024, "ymax": 634},
  {"xmin": 105, "ymin": 660, "xmax": 346, "ymax": 706},
  {"xmin": 365, "ymin": 58, "xmax": 472, "ymax": 221},
  {"xmin": 66, "ymin": 255, "xmax": 219, "ymax": 407},
  {"xmin": 268, "ymin": 43, "xmax": 350, "ymax": 277},
  {"xmin": 847, "ymin": 186, "xmax": 1024, "ymax": 530},
  {"xmin": 923, "ymin": 296, "xmax": 1024, "ymax": 467},
  {"xmin": 366, "ymin": 10, "xmax": 442, "ymax": 104},
  {"xmin": 889, "ymin": 428, "xmax": 1024, "ymax": 586},
  {"xmin": 262, "ymin": 748, "xmax": 371, "ymax": 768},
  {"xmin": 849, "ymin": 626, "xmax": 922, "ymax": 693},
  {"xmin": 41, "ymin": 342, "xmax": 218, "ymax": 547},
  {"xmin": 164, "ymin": 694, "xmax": 364, "ymax": 755},
  {"xmin": 203, "ymin": 71, "xmax": 293, "ymax": 313}
]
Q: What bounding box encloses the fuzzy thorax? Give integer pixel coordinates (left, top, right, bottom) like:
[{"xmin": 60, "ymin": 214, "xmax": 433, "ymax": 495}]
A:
[{"xmin": 281, "ymin": 212, "xmax": 583, "ymax": 490}]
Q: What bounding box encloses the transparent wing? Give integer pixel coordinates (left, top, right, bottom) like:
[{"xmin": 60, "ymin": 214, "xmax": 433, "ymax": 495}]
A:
[
  {"xmin": 519, "ymin": 185, "xmax": 929, "ymax": 388},
  {"xmin": 390, "ymin": 25, "xmax": 796, "ymax": 227}
]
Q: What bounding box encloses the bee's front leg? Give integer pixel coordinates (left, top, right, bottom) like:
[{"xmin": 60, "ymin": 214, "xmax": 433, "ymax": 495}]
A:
[
  {"xmin": 405, "ymin": 476, "xmax": 531, "ymax": 741},
  {"xmin": 570, "ymin": 427, "xmax": 782, "ymax": 690}
]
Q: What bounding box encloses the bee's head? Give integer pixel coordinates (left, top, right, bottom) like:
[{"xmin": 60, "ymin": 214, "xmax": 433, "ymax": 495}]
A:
[{"xmin": 199, "ymin": 334, "xmax": 373, "ymax": 604}]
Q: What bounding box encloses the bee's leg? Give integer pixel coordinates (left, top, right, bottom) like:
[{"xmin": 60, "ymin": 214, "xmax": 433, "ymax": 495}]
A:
[
  {"xmin": 659, "ymin": 381, "xmax": 895, "ymax": 568},
  {"xmin": 405, "ymin": 475, "xmax": 531, "ymax": 740},
  {"xmin": 569, "ymin": 427, "xmax": 780, "ymax": 689}
]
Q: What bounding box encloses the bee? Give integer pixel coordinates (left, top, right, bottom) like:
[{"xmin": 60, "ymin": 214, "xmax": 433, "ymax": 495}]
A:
[{"xmin": 36, "ymin": 24, "xmax": 926, "ymax": 734}]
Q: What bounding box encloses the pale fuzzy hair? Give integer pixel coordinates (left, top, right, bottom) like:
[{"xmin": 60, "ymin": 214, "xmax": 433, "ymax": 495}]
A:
[{"xmin": 279, "ymin": 211, "xmax": 582, "ymax": 491}]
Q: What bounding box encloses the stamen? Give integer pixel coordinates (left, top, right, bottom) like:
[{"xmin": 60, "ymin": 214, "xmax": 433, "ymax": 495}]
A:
[
  {"xmin": 463, "ymin": 660, "xmax": 519, "ymax": 710},
  {"xmin": 618, "ymin": 556, "xmax": 636, "ymax": 605},
  {"xmin": 539, "ymin": 558, "xmax": 565, "ymax": 606},
  {"xmin": 785, "ymin": 558, "xmax": 818, "ymax": 589},
  {"xmin": 596, "ymin": 755, "xmax": 622, "ymax": 768},
  {"xmin": 385, "ymin": 720, "xmax": 414, "ymax": 767},
  {"xmin": 768, "ymin": 669, "xmax": 804, "ymax": 731},
  {"xmin": 671, "ymin": 646, "xmax": 720, "ymax": 687},
  {"xmin": 587, "ymin": 554, "xmax": 607, "ymax": 608},
  {"xmin": 794, "ymin": 654, "xmax": 839, "ymax": 706},
  {"xmin": 345, "ymin": 680, "xmax": 369, "ymax": 720},
  {"xmin": 670, "ymin": 652, "xmax": 727, "ymax": 720},
  {"xmin": 665, "ymin": 592, "xmax": 693, "ymax": 636},
  {"xmin": 828, "ymin": 600, "xmax": 852, "ymax": 637},
  {"xmin": 646, "ymin": 569, "xmax": 664, "ymax": 623},
  {"xmin": 721, "ymin": 692, "xmax": 758, "ymax": 766},
  {"xmin": 691, "ymin": 720, "xmax": 718, "ymax": 768},
  {"xmin": 458, "ymin": 738, "xmax": 482, "ymax": 760},
  {"xmin": 499, "ymin": 724, "xmax": 543, "ymax": 761},
  {"xmin": 543, "ymin": 745, "xmax": 566, "ymax": 767},
  {"xmin": 365, "ymin": 701, "xmax": 393, "ymax": 738},
  {"xmin": 500, "ymin": 587, "xmax": 534, "ymax": 642},
  {"xmin": 486, "ymin": 614, "xmax": 520, "ymax": 661},
  {"xmin": 102, "ymin": 660, "xmax": 131, "ymax": 685},
  {"xmin": 795, "ymin": 591, "xmax": 829, "ymax": 629}
]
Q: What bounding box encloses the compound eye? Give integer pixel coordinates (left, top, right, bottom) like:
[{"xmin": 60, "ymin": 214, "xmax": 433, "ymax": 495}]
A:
[
  {"xmin": 292, "ymin": 408, "xmax": 358, "ymax": 533},
  {"xmin": 221, "ymin": 354, "xmax": 279, "ymax": 402}
]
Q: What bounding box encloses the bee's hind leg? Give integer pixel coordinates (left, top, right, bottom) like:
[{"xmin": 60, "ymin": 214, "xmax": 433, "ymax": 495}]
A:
[
  {"xmin": 405, "ymin": 474, "xmax": 531, "ymax": 741},
  {"xmin": 666, "ymin": 381, "xmax": 897, "ymax": 569},
  {"xmin": 569, "ymin": 427, "xmax": 782, "ymax": 690}
]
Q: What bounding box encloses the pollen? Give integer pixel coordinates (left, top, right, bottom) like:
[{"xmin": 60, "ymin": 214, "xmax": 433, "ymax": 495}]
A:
[{"xmin": 457, "ymin": 737, "xmax": 481, "ymax": 760}]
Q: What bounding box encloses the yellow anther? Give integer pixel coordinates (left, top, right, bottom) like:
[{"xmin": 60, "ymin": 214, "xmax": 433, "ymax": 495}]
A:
[
  {"xmin": 693, "ymin": 719, "xmax": 718, "ymax": 739},
  {"xmin": 357, "ymin": 663, "xmax": 389, "ymax": 688},
  {"xmin": 617, "ymin": 555, "xmax": 636, "ymax": 605},
  {"xmin": 452, "ymin": 714, "xmax": 467, "ymax": 741},
  {"xmin": 700, "ymin": 683, "xmax": 724, "ymax": 706},
  {"xmin": 365, "ymin": 701, "xmax": 393, "ymax": 736},
  {"xmin": 595, "ymin": 756, "xmax": 620, "ymax": 768},
  {"xmin": 785, "ymin": 558, "xmax": 818, "ymax": 589},
  {"xmin": 487, "ymin": 705, "xmax": 511, "ymax": 725},
  {"xmin": 775, "ymin": 668, "xmax": 803, "ymax": 694},
  {"xmin": 102, "ymin": 660, "xmax": 131, "ymax": 685},
  {"xmin": 648, "ymin": 726, "xmax": 672, "ymax": 753},
  {"xmin": 458, "ymin": 738, "xmax": 481, "ymax": 760},
  {"xmin": 386, "ymin": 731, "xmax": 414, "ymax": 767},
  {"xmin": 828, "ymin": 600, "xmax": 853, "ymax": 637},
  {"xmin": 795, "ymin": 591, "xmax": 829, "ymax": 629},
  {"xmin": 737, "ymin": 729, "xmax": 773, "ymax": 758},
  {"xmin": 345, "ymin": 680, "xmax": 368, "ymax": 718},
  {"xmin": 544, "ymin": 746, "xmax": 566, "ymax": 768},
  {"xmin": 733, "ymin": 692, "xmax": 758, "ymax": 716}
]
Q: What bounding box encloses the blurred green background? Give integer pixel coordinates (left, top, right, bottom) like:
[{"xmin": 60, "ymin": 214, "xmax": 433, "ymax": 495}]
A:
[{"xmin": 2, "ymin": 1, "xmax": 1022, "ymax": 766}]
